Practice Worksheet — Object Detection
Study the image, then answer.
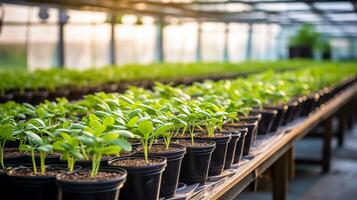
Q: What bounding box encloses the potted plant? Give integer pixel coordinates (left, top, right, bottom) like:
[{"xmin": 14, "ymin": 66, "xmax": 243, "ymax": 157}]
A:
[
  {"xmin": 108, "ymin": 113, "xmax": 167, "ymax": 200},
  {"xmin": 192, "ymin": 97, "xmax": 231, "ymax": 176},
  {"xmin": 288, "ymin": 23, "xmax": 320, "ymax": 59},
  {"xmin": 6, "ymin": 118, "xmax": 63, "ymax": 200},
  {"xmin": 172, "ymin": 100, "xmax": 216, "ymax": 185},
  {"xmin": 55, "ymin": 114, "xmax": 129, "ymax": 200}
]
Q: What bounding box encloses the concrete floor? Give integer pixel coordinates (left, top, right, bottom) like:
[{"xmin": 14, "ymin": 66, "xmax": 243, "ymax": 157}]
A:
[{"xmin": 236, "ymin": 123, "xmax": 357, "ymax": 200}]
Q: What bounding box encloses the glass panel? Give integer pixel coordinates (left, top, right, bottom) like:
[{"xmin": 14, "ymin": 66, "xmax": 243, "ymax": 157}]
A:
[
  {"xmin": 164, "ymin": 22, "xmax": 197, "ymax": 62},
  {"xmin": 256, "ymin": 3, "xmax": 310, "ymax": 11},
  {"xmin": 314, "ymin": 2, "xmax": 353, "ymax": 11},
  {"xmin": 228, "ymin": 23, "xmax": 248, "ymax": 62},
  {"xmin": 27, "ymin": 24, "xmax": 58, "ymax": 70},
  {"xmin": 201, "ymin": 22, "xmax": 225, "ymax": 61}
]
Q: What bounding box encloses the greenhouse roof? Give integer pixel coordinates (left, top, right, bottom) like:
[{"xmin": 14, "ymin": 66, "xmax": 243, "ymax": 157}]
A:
[{"xmin": 3, "ymin": 0, "xmax": 357, "ymax": 37}]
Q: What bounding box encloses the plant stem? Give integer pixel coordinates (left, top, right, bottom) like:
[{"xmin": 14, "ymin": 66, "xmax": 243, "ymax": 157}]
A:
[
  {"xmin": 68, "ymin": 157, "xmax": 74, "ymax": 172},
  {"xmin": 190, "ymin": 128, "xmax": 195, "ymax": 145},
  {"xmin": 79, "ymin": 142, "xmax": 89, "ymax": 160},
  {"xmin": 143, "ymin": 139, "xmax": 149, "ymax": 164},
  {"xmin": 31, "ymin": 150, "xmax": 37, "ymax": 174},
  {"xmin": 91, "ymin": 153, "xmax": 102, "ymax": 177},
  {"xmin": 0, "ymin": 148, "xmax": 4, "ymax": 169},
  {"xmin": 40, "ymin": 151, "xmax": 46, "ymax": 175},
  {"xmin": 207, "ymin": 126, "xmax": 215, "ymax": 137}
]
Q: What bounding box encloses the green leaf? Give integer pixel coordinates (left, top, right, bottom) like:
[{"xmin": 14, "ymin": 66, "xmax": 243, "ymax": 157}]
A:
[
  {"xmin": 113, "ymin": 130, "xmax": 134, "ymax": 138},
  {"xmin": 89, "ymin": 119, "xmax": 105, "ymax": 134},
  {"xmin": 60, "ymin": 132, "xmax": 72, "ymax": 141},
  {"xmin": 155, "ymin": 123, "xmax": 174, "ymax": 136},
  {"xmin": 138, "ymin": 120, "xmax": 153, "ymax": 137},
  {"xmin": 95, "ymin": 111, "xmax": 111, "ymax": 118},
  {"xmin": 25, "ymin": 131, "xmax": 43, "ymax": 145},
  {"xmin": 111, "ymin": 138, "xmax": 132, "ymax": 152},
  {"xmin": 36, "ymin": 107, "xmax": 47, "ymax": 119},
  {"xmin": 102, "ymin": 133, "xmax": 119, "ymax": 141},
  {"xmin": 103, "ymin": 116, "xmax": 115, "ymax": 126},
  {"xmin": 37, "ymin": 144, "xmax": 53, "ymax": 152},
  {"xmin": 27, "ymin": 118, "xmax": 46, "ymax": 127},
  {"xmin": 0, "ymin": 124, "xmax": 13, "ymax": 140},
  {"xmin": 127, "ymin": 116, "xmax": 139, "ymax": 127},
  {"xmin": 78, "ymin": 135, "xmax": 94, "ymax": 144},
  {"xmin": 99, "ymin": 145, "xmax": 121, "ymax": 155},
  {"xmin": 120, "ymin": 96, "xmax": 134, "ymax": 105}
]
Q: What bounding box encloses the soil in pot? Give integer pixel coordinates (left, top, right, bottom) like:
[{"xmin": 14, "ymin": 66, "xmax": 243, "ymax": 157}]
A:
[
  {"xmin": 251, "ymin": 109, "xmax": 277, "ymax": 135},
  {"xmin": 136, "ymin": 144, "xmax": 186, "ymax": 198},
  {"xmin": 73, "ymin": 156, "xmax": 111, "ymax": 168},
  {"xmin": 56, "ymin": 167, "xmax": 127, "ymax": 200},
  {"xmin": 7, "ymin": 166, "xmax": 68, "ymax": 200},
  {"xmin": 238, "ymin": 113, "xmax": 262, "ymax": 124},
  {"xmin": 173, "ymin": 140, "xmax": 215, "ymax": 185},
  {"xmin": 108, "ymin": 156, "xmax": 167, "ymax": 200},
  {"xmin": 224, "ymin": 121, "xmax": 257, "ymax": 156},
  {"xmin": 2, "ymin": 148, "xmax": 27, "ymax": 166},
  {"xmin": 264, "ymin": 105, "xmax": 288, "ymax": 132},
  {"xmin": 194, "ymin": 133, "xmax": 231, "ymax": 176},
  {"xmin": 218, "ymin": 128, "xmax": 241, "ymax": 170}
]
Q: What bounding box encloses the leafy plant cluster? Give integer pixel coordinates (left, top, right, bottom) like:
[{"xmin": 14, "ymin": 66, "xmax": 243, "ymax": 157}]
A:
[
  {"xmin": 0, "ymin": 60, "xmax": 317, "ymax": 96},
  {"xmin": 0, "ymin": 63, "xmax": 356, "ymax": 176}
]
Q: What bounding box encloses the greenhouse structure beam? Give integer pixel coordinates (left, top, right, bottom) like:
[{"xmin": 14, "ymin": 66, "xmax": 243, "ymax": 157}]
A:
[
  {"xmin": 109, "ymin": 13, "xmax": 117, "ymax": 65},
  {"xmin": 57, "ymin": 9, "xmax": 66, "ymax": 68},
  {"xmin": 155, "ymin": 18, "xmax": 164, "ymax": 62},
  {"xmin": 246, "ymin": 23, "xmax": 253, "ymax": 60},
  {"xmin": 223, "ymin": 22, "xmax": 230, "ymax": 62},
  {"xmin": 165, "ymin": 0, "xmax": 352, "ymax": 5},
  {"xmin": 196, "ymin": 22, "xmax": 202, "ymax": 62}
]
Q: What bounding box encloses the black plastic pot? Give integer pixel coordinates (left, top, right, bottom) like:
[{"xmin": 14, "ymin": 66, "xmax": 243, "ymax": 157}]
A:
[
  {"xmin": 233, "ymin": 128, "xmax": 248, "ymax": 165},
  {"xmin": 252, "ymin": 109, "xmax": 278, "ymax": 135},
  {"xmin": 239, "ymin": 113, "xmax": 262, "ymax": 124},
  {"xmin": 74, "ymin": 157, "xmax": 110, "ymax": 169},
  {"xmin": 2, "ymin": 148, "xmax": 28, "ymax": 166},
  {"xmin": 264, "ymin": 105, "xmax": 288, "ymax": 132},
  {"xmin": 282, "ymin": 101, "xmax": 299, "ymax": 125},
  {"xmin": 195, "ymin": 134, "xmax": 231, "ymax": 176},
  {"xmin": 221, "ymin": 131, "xmax": 241, "ymax": 169},
  {"xmin": 224, "ymin": 122, "xmax": 257, "ymax": 156},
  {"xmin": 293, "ymin": 97, "xmax": 306, "ymax": 118},
  {"xmin": 56, "ymin": 167, "xmax": 127, "ymax": 200},
  {"xmin": 300, "ymin": 94, "xmax": 319, "ymax": 116},
  {"xmin": 7, "ymin": 166, "xmax": 60, "ymax": 200},
  {"xmin": 289, "ymin": 46, "xmax": 313, "ymax": 59},
  {"xmin": 0, "ymin": 171, "xmax": 9, "ymax": 198},
  {"xmin": 178, "ymin": 140, "xmax": 215, "ymax": 185},
  {"xmin": 108, "ymin": 155, "xmax": 167, "ymax": 200},
  {"xmin": 136, "ymin": 144, "xmax": 186, "ymax": 198}
]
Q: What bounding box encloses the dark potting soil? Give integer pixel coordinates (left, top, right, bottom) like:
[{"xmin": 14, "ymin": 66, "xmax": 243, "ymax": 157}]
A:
[
  {"xmin": 119, "ymin": 151, "xmax": 135, "ymax": 157},
  {"xmin": 57, "ymin": 171, "xmax": 121, "ymax": 182},
  {"xmin": 4, "ymin": 148, "xmax": 25, "ymax": 158},
  {"xmin": 195, "ymin": 133, "xmax": 227, "ymax": 138},
  {"xmin": 25, "ymin": 151, "xmax": 62, "ymax": 158},
  {"xmin": 221, "ymin": 127, "xmax": 242, "ymax": 132},
  {"xmin": 10, "ymin": 167, "xmax": 66, "ymax": 177},
  {"xmin": 77, "ymin": 155, "xmax": 111, "ymax": 161},
  {"xmin": 138, "ymin": 144, "xmax": 182, "ymax": 153},
  {"xmin": 173, "ymin": 140, "xmax": 212, "ymax": 147},
  {"xmin": 111, "ymin": 157, "xmax": 163, "ymax": 167},
  {"xmin": 226, "ymin": 121, "xmax": 249, "ymax": 126}
]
